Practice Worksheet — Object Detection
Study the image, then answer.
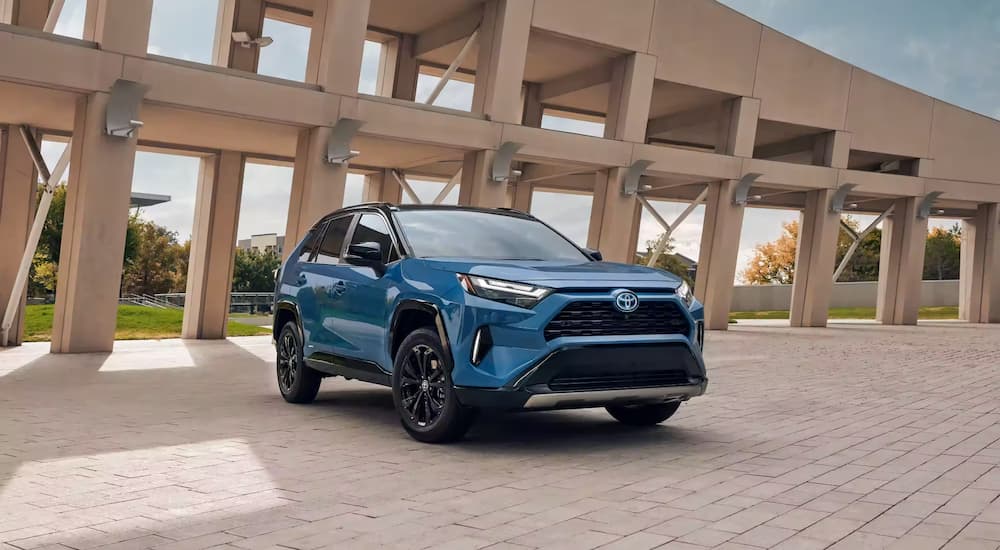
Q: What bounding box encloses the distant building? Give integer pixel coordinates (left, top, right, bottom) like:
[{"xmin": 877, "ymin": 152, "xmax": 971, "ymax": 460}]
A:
[
  {"xmin": 237, "ymin": 233, "xmax": 284, "ymax": 256},
  {"xmin": 672, "ymin": 253, "xmax": 699, "ymax": 281}
]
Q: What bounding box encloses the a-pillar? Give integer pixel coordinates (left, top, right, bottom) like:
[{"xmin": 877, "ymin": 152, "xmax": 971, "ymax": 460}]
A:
[
  {"xmin": 306, "ymin": 0, "xmax": 370, "ymax": 95},
  {"xmin": 362, "ymin": 168, "xmax": 402, "ymax": 203},
  {"xmin": 83, "ymin": 0, "xmax": 154, "ymax": 56},
  {"xmin": 284, "ymin": 127, "xmax": 348, "ymax": 257},
  {"xmin": 0, "ymin": 127, "xmax": 37, "ymax": 346},
  {"xmin": 458, "ymin": 150, "xmax": 505, "ymax": 208},
  {"xmin": 182, "ymin": 152, "xmax": 244, "ymax": 339},
  {"xmin": 471, "ymin": 0, "xmax": 532, "ymax": 123},
  {"xmin": 789, "ymin": 189, "xmax": 839, "ymax": 327},
  {"xmin": 876, "ymin": 197, "xmax": 927, "ymax": 325},
  {"xmin": 604, "ymin": 53, "xmax": 656, "ymax": 142},
  {"xmin": 959, "ymin": 203, "xmax": 1000, "ymax": 323},
  {"xmin": 50, "ymin": 94, "xmax": 139, "ymax": 353},
  {"xmin": 587, "ymin": 169, "xmax": 640, "ymax": 263}
]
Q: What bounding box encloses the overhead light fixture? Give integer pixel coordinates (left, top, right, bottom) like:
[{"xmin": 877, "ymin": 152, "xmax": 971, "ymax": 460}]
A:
[
  {"xmin": 232, "ymin": 31, "xmax": 273, "ymax": 49},
  {"xmin": 326, "ymin": 150, "xmax": 360, "ymax": 165},
  {"xmin": 847, "ymin": 202, "xmax": 859, "ymax": 210},
  {"xmin": 749, "ymin": 194, "xmax": 763, "ymax": 202}
]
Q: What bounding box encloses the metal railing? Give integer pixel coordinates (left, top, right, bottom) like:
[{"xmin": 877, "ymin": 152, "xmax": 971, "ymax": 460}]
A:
[
  {"xmin": 154, "ymin": 292, "xmax": 274, "ymax": 313},
  {"xmin": 119, "ymin": 294, "xmax": 182, "ymax": 309}
]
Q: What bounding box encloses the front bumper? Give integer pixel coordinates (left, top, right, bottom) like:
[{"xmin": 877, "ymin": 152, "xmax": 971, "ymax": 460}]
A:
[{"xmin": 454, "ymin": 342, "xmax": 707, "ymax": 411}]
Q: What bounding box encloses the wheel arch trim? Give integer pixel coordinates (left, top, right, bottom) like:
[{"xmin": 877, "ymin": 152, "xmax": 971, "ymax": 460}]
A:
[{"xmin": 388, "ymin": 299, "xmax": 454, "ymax": 369}]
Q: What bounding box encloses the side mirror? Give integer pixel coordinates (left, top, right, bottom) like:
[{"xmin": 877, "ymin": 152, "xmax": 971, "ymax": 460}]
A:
[
  {"xmin": 346, "ymin": 242, "xmax": 383, "ymax": 264},
  {"xmin": 584, "ymin": 248, "xmax": 603, "ymax": 261}
]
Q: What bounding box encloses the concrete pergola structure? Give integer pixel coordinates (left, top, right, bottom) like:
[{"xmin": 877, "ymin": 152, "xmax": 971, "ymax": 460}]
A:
[{"xmin": 0, "ymin": 0, "xmax": 998, "ymax": 352}]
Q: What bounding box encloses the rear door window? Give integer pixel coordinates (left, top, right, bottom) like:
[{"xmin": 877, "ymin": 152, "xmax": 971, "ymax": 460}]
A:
[{"xmin": 314, "ymin": 215, "xmax": 353, "ymax": 264}]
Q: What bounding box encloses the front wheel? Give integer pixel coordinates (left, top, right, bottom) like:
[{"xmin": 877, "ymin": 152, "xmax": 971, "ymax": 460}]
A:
[
  {"xmin": 276, "ymin": 322, "xmax": 321, "ymax": 404},
  {"xmin": 606, "ymin": 402, "xmax": 681, "ymax": 426},
  {"xmin": 392, "ymin": 328, "xmax": 475, "ymax": 443}
]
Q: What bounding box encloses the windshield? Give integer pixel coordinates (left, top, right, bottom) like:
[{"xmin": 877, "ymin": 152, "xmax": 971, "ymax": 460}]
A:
[{"xmin": 394, "ymin": 210, "xmax": 589, "ymax": 261}]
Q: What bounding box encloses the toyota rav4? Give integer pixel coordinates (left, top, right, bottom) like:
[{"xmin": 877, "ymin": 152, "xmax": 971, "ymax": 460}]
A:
[{"xmin": 273, "ymin": 204, "xmax": 706, "ymax": 443}]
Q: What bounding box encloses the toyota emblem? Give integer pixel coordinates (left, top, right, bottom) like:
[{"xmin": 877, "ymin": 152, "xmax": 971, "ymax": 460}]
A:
[{"xmin": 613, "ymin": 290, "xmax": 639, "ymax": 313}]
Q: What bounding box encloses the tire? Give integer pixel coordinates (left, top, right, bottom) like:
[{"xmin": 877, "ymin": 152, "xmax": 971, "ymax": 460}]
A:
[
  {"xmin": 392, "ymin": 328, "xmax": 475, "ymax": 443},
  {"xmin": 276, "ymin": 321, "xmax": 322, "ymax": 404},
  {"xmin": 606, "ymin": 401, "xmax": 681, "ymax": 426}
]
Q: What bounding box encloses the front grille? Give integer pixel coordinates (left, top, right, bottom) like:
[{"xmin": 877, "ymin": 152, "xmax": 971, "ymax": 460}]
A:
[
  {"xmin": 544, "ymin": 300, "xmax": 690, "ymax": 340},
  {"xmin": 548, "ymin": 370, "xmax": 691, "ymax": 392}
]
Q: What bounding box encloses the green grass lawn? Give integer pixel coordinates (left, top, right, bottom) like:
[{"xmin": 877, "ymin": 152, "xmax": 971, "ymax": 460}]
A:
[
  {"xmin": 24, "ymin": 304, "xmax": 271, "ymax": 342},
  {"xmin": 729, "ymin": 305, "xmax": 959, "ymax": 321}
]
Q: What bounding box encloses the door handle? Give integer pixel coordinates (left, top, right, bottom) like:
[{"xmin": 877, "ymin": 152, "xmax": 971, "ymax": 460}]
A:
[
  {"xmin": 331, "ymin": 280, "xmax": 347, "ymax": 296},
  {"xmin": 296, "ymin": 273, "xmax": 307, "ymax": 286}
]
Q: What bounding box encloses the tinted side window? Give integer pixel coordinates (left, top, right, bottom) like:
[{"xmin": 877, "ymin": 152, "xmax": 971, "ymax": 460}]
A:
[
  {"xmin": 297, "ymin": 224, "xmax": 323, "ymax": 262},
  {"xmin": 315, "ymin": 216, "xmax": 353, "ymax": 264},
  {"xmin": 349, "ymin": 213, "xmax": 396, "ymax": 263}
]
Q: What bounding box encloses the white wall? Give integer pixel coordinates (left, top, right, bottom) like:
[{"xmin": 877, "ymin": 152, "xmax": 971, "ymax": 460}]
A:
[{"xmin": 730, "ymin": 280, "xmax": 959, "ymax": 311}]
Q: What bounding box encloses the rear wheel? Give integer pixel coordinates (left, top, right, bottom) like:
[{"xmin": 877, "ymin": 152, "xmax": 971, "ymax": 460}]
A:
[
  {"xmin": 606, "ymin": 402, "xmax": 681, "ymax": 426},
  {"xmin": 276, "ymin": 322, "xmax": 321, "ymax": 404},
  {"xmin": 392, "ymin": 328, "xmax": 474, "ymax": 443}
]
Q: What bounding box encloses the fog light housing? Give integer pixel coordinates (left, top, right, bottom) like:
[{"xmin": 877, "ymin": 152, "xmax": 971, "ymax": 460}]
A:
[{"xmin": 471, "ymin": 326, "xmax": 493, "ymax": 365}]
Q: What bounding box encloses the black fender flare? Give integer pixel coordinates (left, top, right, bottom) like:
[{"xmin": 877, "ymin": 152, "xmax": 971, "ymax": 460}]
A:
[{"xmin": 388, "ymin": 299, "xmax": 454, "ymax": 368}]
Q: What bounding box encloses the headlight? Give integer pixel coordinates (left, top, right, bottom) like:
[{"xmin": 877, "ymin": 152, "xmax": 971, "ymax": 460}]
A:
[
  {"xmin": 677, "ymin": 281, "xmax": 694, "ymax": 308},
  {"xmin": 457, "ymin": 274, "xmax": 552, "ymax": 309}
]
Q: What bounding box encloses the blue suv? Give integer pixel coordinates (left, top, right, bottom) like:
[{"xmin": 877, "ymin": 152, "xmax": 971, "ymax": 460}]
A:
[{"xmin": 273, "ymin": 204, "xmax": 707, "ymax": 442}]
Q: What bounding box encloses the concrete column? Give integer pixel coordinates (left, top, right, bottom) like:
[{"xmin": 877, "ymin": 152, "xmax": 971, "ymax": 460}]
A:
[
  {"xmin": 959, "ymin": 203, "xmax": 1000, "ymax": 323},
  {"xmin": 522, "ymin": 82, "xmax": 543, "ymax": 127},
  {"xmin": 604, "ymin": 53, "xmax": 656, "ymax": 142},
  {"xmin": 586, "ymin": 168, "xmax": 640, "ymax": 263},
  {"xmin": 813, "ymin": 130, "xmax": 851, "ymax": 168},
  {"xmin": 213, "ymin": 0, "xmax": 265, "ymax": 71},
  {"xmin": 471, "ymin": 0, "xmax": 532, "ymax": 123},
  {"xmin": 306, "ymin": 0, "xmax": 371, "ymax": 95},
  {"xmin": 715, "ymin": 97, "xmax": 760, "ymax": 157},
  {"xmin": 458, "ymin": 149, "xmax": 505, "ymax": 208},
  {"xmin": 2, "ymin": 0, "xmax": 51, "ymax": 28},
  {"xmin": 362, "ymin": 168, "xmax": 401, "ymax": 203},
  {"xmin": 51, "ymin": 93, "xmax": 139, "ymax": 353},
  {"xmin": 695, "ymin": 180, "xmax": 744, "ymax": 330},
  {"xmin": 388, "ymin": 35, "xmax": 419, "ymax": 101},
  {"xmin": 0, "ymin": 127, "xmax": 37, "ymax": 346},
  {"xmin": 283, "ymin": 127, "xmax": 347, "ymax": 256},
  {"xmin": 511, "ymin": 180, "xmax": 532, "ymax": 212},
  {"xmin": 83, "ymin": 0, "xmax": 154, "ymax": 56},
  {"xmin": 789, "ymin": 189, "xmax": 839, "ymax": 327},
  {"xmin": 876, "ymin": 197, "xmax": 927, "ymax": 325},
  {"xmin": 182, "ymin": 152, "xmax": 244, "ymax": 340}
]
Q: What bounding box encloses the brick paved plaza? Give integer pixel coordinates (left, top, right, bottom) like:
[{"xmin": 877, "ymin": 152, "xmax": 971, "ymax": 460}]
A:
[{"xmin": 2, "ymin": 323, "xmax": 1000, "ymax": 550}]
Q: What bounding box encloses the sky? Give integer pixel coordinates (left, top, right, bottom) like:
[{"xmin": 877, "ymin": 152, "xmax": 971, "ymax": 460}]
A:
[{"xmin": 44, "ymin": 0, "xmax": 993, "ymax": 281}]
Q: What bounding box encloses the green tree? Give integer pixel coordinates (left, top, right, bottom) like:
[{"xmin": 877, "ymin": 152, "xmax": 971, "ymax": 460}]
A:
[
  {"xmin": 634, "ymin": 235, "xmax": 694, "ymax": 285},
  {"xmin": 232, "ymin": 248, "xmax": 281, "ymax": 292},
  {"xmin": 923, "ymin": 224, "xmax": 961, "ymax": 280},
  {"xmin": 121, "ymin": 218, "xmax": 188, "ymax": 295}
]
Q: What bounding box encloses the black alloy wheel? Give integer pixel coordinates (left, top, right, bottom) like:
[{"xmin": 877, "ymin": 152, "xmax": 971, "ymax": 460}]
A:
[
  {"xmin": 276, "ymin": 322, "xmax": 321, "ymax": 404},
  {"xmin": 398, "ymin": 344, "xmax": 448, "ymax": 427},
  {"xmin": 392, "ymin": 328, "xmax": 475, "ymax": 443}
]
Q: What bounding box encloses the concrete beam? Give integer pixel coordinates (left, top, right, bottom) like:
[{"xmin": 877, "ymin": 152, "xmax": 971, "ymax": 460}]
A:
[
  {"xmin": 413, "ymin": 6, "xmax": 483, "ymax": 56},
  {"xmin": 647, "ymin": 104, "xmax": 722, "ymax": 137},
  {"xmin": 537, "ymin": 60, "xmax": 613, "ymax": 102},
  {"xmin": 85, "ymin": 0, "xmax": 153, "ymax": 57}
]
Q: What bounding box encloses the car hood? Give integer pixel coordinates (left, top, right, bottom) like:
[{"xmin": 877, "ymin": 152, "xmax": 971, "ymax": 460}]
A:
[{"xmin": 415, "ymin": 258, "xmax": 682, "ymax": 290}]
